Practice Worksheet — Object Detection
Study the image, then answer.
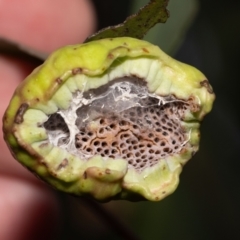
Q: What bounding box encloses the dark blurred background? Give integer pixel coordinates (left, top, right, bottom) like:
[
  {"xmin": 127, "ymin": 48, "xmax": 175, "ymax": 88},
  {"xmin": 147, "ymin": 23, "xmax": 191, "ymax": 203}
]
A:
[{"xmin": 57, "ymin": 0, "xmax": 240, "ymax": 239}]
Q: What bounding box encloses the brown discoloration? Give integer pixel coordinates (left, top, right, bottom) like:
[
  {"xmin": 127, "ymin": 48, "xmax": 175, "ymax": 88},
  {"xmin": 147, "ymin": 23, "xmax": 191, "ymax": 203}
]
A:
[
  {"xmin": 83, "ymin": 171, "xmax": 87, "ymax": 179},
  {"xmin": 57, "ymin": 158, "xmax": 68, "ymax": 170},
  {"xmin": 56, "ymin": 78, "xmax": 63, "ymax": 84},
  {"xmin": 187, "ymin": 96, "xmax": 200, "ymax": 112},
  {"xmin": 14, "ymin": 103, "xmax": 29, "ymax": 124},
  {"xmin": 108, "ymin": 53, "xmax": 114, "ymax": 59},
  {"xmin": 130, "ymin": 73, "xmax": 140, "ymax": 79},
  {"xmin": 179, "ymin": 148, "xmax": 187, "ymax": 155},
  {"xmin": 142, "ymin": 48, "xmax": 149, "ymax": 53},
  {"xmin": 39, "ymin": 142, "xmax": 49, "ymax": 148},
  {"xmin": 72, "ymin": 68, "xmax": 82, "ymax": 75},
  {"xmin": 50, "ymin": 171, "xmax": 58, "ymax": 177},
  {"xmin": 3, "ymin": 115, "xmax": 8, "ymax": 123},
  {"xmin": 40, "ymin": 160, "xmax": 49, "ymax": 168},
  {"xmin": 200, "ymin": 80, "xmax": 214, "ymax": 94},
  {"xmin": 105, "ymin": 168, "xmax": 111, "ymax": 174},
  {"xmin": 190, "ymin": 103, "xmax": 200, "ymax": 113}
]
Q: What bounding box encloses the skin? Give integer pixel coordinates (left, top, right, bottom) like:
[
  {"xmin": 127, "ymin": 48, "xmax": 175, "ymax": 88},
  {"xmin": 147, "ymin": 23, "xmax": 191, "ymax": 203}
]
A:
[{"xmin": 0, "ymin": 0, "xmax": 96, "ymax": 239}]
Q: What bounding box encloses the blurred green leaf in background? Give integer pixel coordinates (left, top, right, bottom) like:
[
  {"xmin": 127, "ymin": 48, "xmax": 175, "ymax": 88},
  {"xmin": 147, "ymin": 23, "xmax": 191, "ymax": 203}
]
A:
[{"xmin": 132, "ymin": 0, "xmax": 199, "ymax": 54}]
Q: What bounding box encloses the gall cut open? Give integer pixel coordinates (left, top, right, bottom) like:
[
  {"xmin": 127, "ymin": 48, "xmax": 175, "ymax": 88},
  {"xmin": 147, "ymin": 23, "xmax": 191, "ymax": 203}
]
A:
[{"xmin": 3, "ymin": 37, "xmax": 215, "ymax": 201}]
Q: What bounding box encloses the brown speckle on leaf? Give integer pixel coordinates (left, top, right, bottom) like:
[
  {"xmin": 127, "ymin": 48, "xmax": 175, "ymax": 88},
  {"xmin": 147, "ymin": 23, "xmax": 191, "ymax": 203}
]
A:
[
  {"xmin": 142, "ymin": 48, "xmax": 149, "ymax": 53},
  {"xmin": 200, "ymin": 80, "xmax": 213, "ymax": 94},
  {"xmin": 105, "ymin": 168, "xmax": 111, "ymax": 174},
  {"xmin": 40, "ymin": 160, "xmax": 49, "ymax": 168},
  {"xmin": 57, "ymin": 158, "xmax": 69, "ymax": 170},
  {"xmin": 179, "ymin": 147, "xmax": 187, "ymax": 154},
  {"xmin": 131, "ymin": 73, "xmax": 140, "ymax": 79},
  {"xmin": 56, "ymin": 78, "xmax": 63, "ymax": 84},
  {"xmin": 83, "ymin": 171, "xmax": 87, "ymax": 179},
  {"xmin": 72, "ymin": 68, "xmax": 82, "ymax": 75},
  {"xmin": 39, "ymin": 142, "xmax": 49, "ymax": 148},
  {"xmin": 50, "ymin": 171, "xmax": 58, "ymax": 177},
  {"xmin": 3, "ymin": 115, "xmax": 8, "ymax": 123},
  {"xmin": 108, "ymin": 53, "xmax": 114, "ymax": 59},
  {"xmin": 14, "ymin": 103, "xmax": 29, "ymax": 124}
]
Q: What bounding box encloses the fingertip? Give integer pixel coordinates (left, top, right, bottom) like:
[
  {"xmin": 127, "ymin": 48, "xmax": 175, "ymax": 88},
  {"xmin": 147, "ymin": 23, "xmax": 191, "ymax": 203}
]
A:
[
  {"xmin": 0, "ymin": 175, "xmax": 61, "ymax": 240},
  {"xmin": 0, "ymin": 0, "xmax": 96, "ymax": 53}
]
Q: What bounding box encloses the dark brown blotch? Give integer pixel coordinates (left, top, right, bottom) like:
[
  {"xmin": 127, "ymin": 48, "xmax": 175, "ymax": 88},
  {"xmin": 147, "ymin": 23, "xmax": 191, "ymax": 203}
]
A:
[
  {"xmin": 108, "ymin": 53, "xmax": 114, "ymax": 59},
  {"xmin": 142, "ymin": 48, "xmax": 149, "ymax": 53},
  {"xmin": 72, "ymin": 68, "xmax": 82, "ymax": 75},
  {"xmin": 57, "ymin": 158, "xmax": 69, "ymax": 170},
  {"xmin": 83, "ymin": 171, "xmax": 88, "ymax": 179},
  {"xmin": 39, "ymin": 142, "xmax": 49, "ymax": 148},
  {"xmin": 200, "ymin": 80, "xmax": 214, "ymax": 94},
  {"xmin": 56, "ymin": 78, "xmax": 63, "ymax": 84},
  {"xmin": 14, "ymin": 103, "xmax": 29, "ymax": 124}
]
